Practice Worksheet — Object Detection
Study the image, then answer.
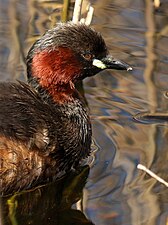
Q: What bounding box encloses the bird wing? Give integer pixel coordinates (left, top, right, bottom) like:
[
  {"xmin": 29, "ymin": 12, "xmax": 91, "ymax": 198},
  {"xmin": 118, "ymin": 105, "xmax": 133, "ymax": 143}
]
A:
[
  {"xmin": 0, "ymin": 81, "xmax": 59, "ymax": 195},
  {"xmin": 0, "ymin": 81, "xmax": 57, "ymax": 151}
]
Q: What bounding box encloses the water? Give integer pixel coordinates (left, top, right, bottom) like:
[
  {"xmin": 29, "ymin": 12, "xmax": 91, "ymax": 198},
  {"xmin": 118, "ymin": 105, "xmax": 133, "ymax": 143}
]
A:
[{"xmin": 0, "ymin": 0, "xmax": 168, "ymax": 224}]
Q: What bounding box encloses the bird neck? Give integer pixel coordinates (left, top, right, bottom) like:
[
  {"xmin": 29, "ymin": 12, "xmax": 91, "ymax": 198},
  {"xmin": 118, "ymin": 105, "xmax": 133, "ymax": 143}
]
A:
[
  {"xmin": 28, "ymin": 76, "xmax": 81, "ymax": 104},
  {"xmin": 28, "ymin": 47, "xmax": 83, "ymax": 103}
]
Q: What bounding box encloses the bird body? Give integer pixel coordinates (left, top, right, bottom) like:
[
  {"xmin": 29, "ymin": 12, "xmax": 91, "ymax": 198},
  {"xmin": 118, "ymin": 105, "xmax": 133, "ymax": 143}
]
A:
[
  {"xmin": 0, "ymin": 22, "xmax": 131, "ymax": 195},
  {"xmin": 0, "ymin": 81, "xmax": 91, "ymax": 194}
]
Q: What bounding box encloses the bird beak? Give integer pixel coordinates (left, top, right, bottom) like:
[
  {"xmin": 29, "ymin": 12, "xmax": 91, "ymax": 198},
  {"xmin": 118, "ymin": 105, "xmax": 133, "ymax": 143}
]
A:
[{"xmin": 92, "ymin": 56, "xmax": 132, "ymax": 71}]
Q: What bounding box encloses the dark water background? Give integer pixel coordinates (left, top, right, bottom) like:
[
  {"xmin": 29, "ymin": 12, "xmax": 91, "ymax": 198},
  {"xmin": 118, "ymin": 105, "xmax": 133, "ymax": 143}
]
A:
[{"xmin": 0, "ymin": 0, "xmax": 168, "ymax": 225}]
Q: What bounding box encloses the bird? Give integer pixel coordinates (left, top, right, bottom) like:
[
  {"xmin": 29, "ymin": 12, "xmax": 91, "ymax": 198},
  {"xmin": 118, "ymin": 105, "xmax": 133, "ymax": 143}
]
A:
[{"xmin": 0, "ymin": 22, "xmax": 132, "ymax": 196}]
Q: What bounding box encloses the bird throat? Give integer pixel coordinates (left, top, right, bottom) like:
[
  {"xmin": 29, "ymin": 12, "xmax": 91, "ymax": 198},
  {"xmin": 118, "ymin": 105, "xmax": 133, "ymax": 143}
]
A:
[{"xmin": 31, "ymin": 47, "xmax": 82, "ymax": 103}]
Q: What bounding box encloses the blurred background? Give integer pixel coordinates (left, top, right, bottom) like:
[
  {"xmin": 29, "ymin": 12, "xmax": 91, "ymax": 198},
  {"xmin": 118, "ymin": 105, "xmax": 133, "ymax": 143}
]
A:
[{"xmin": 0, "ymin": 0, "xmax": 168, "ymax": 225}]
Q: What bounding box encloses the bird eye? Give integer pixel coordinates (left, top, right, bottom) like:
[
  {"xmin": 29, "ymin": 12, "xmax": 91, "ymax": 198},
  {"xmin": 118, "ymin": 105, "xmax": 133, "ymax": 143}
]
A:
[{"xmin": 82, "ymin": 53, "xmax": 93, "ymax": 61}]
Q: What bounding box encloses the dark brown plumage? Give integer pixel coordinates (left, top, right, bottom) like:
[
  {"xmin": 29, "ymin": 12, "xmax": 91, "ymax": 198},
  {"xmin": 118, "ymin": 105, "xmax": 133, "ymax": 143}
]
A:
[{"xmin": 0, "ymin": 22, "xmax": 132, "ymax": 196}]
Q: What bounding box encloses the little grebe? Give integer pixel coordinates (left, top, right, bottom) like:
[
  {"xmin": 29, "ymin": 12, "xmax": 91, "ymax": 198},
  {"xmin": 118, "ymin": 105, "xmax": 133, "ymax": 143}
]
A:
[{"xmin": 0, "ymin": 22, "xmax": 132, "ymax": 195}]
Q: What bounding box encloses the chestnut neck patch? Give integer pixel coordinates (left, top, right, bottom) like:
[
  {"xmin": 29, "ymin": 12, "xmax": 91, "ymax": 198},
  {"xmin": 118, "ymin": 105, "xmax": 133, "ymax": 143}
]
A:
[{"xmin": 31, "ymin": 47, "xmax": 82, "ymax": 103}]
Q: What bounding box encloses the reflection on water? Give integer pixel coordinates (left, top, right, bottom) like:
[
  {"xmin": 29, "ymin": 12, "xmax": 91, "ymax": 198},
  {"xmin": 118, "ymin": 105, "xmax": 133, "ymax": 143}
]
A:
[
  {"xmin": 0, "ymin": 0, "xmax": 168, "ymax": 225},
  {"xmin": 1, "ymin": 166, "xmax": 93, "ymax": 225}
]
